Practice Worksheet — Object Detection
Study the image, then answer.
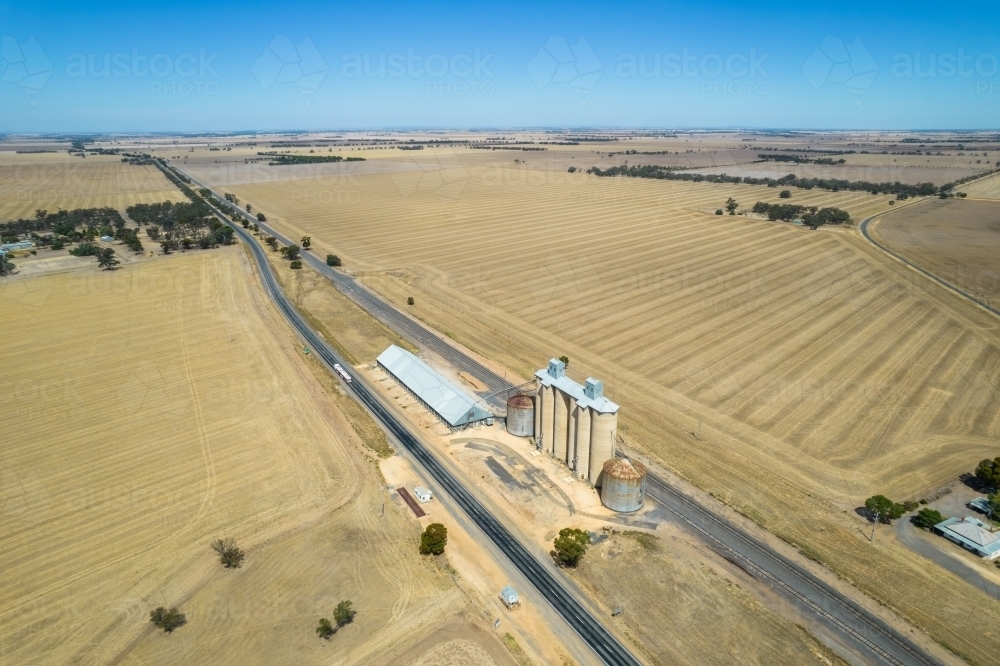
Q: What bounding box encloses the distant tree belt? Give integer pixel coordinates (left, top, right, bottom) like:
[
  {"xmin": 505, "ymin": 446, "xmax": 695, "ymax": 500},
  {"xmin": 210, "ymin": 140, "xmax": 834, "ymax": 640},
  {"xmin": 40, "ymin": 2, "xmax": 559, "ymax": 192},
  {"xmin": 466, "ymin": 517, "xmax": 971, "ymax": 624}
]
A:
[
  {"xmin": 586, "ymin": 163, "xmax": 999, "ymax": 198},
  {"xmin": 757, "ymin": 154, "xmax": 846, "ymax": 165},
  {"xmin": 256, "ymin": 153, "xmax": 366, "ymax": 165}
]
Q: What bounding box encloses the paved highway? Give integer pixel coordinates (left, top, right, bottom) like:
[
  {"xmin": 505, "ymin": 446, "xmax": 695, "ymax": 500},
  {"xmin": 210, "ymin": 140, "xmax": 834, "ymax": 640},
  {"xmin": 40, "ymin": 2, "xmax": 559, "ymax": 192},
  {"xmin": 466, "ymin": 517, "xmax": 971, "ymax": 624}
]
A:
[
  {"xmin": 171, "ymin": 163, "xmax": 940, "ymax": 666},
  {"xmin": 162, "ymin": 163, "xmax": 642, "ymax": 666}
]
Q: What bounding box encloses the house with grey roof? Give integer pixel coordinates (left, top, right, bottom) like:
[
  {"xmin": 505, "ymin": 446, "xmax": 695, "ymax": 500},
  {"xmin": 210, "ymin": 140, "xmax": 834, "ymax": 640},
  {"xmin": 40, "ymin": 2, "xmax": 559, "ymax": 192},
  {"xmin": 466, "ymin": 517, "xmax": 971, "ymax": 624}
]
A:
[{"xmin": 934, "ymin": 516, "xmax": 1000, "ymax": 559}]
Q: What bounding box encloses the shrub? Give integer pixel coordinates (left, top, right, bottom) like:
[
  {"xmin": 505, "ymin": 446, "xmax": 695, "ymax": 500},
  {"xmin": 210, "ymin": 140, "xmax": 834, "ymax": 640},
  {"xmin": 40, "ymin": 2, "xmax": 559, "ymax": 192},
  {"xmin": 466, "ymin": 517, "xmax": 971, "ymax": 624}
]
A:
[
  {"xmin": 211, "ymin": 538, "xmax": 245, "ymax": 568},
  {"xmin": 326, "ymin": 254, "xmax": 341, "ymax": 267},
  {"xmin": 256, "ymin": 212, "xmax": 266, "ymax": 222},
  {"xmin": 150, "ymin": 606, "xmax": 186, "ymax": 633},
  {"xmin": 407, "ymin": 296, "xmax": 415, "ymax": 305},
  {"xmin": 51, "ymin": 238, "xmax": 64, "ymax": 250},
  {"xmin": 888, "ymin": 200, "xmax": 895, "ymax": 205},
  {"xmin": 902, "ymin": 500, "xmax": 919, "ymax": 512},
  {"xmin": 419, "ymin": 523, "xmax": 448, "ymax": 555},
  {"xmin": 715, "ymin": 209, "xmax": 723, "ymax": 215},
  {"xmin": 551, "ymin": 528, "xmax": 591, "ymax": 567},
  {"xmin": 241, "ymin": 219, "xmax": 249, "ymax": 228},
  {"xmin": 567, "ymin": 166, "xmax": 577, "ymax": 173},
  {"xmin": 559, "ymin": 355, "xmax": 570, "ymax": 367},
  {"xmin": 914, "ymin": 508, "xmax": 945, "ymax": 530},
  {"xmin": 290, "ymin": 259, "xmax": 303, "ymax": 269},
  {"xmin": 69, "ymin": 242, "xmax": 99, "ymax": 257},
  {"xmin": 779, "ymin": 189, "xmax": 791, "ymax": 198}
]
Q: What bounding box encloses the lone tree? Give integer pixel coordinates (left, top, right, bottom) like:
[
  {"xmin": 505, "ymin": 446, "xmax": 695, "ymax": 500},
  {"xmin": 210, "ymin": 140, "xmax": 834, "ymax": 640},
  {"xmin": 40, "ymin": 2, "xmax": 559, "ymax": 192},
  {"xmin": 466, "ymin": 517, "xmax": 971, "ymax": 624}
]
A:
[
  {"xmin": 551, "ymin": 527, "xmax": 591, "ymax": 567},
  {"xmin": 864, "ymin": 495, "xmax": 905, "ymax": 523},
  {"xmin": 300, "ymin": 236, "xmax": 311, "ymax": 250},
  {"xmin": 326, "ymin": 254, "xmax": 341, "ymax": 267},
  {"xmin": 913, "ymin": 508, "xmax": 945, "ymax": 530},
  {"xmin": 975, "ymin": 457, "xmax": 1000, "ymax": 490},
  {"xmin": 725, "ymin": 197, "xmax": 738, "ymax": 215},
  {"xmin": 211, "ymin": 538, "xmax": 245, "ymax": 568},
  {"xmin": 779, "ymin": 189, "xmax": 792, "ymax": 198},
  {"xmin": 559, "ymin": 355, "xmax": 570, "ymax": 367},
  {"xmin": 333, "ymin": 600, "xmax": 356, "ymax": 628},
  {"xmin": 281, "ymin": 244, "xmax": 300, "ymax": 261},
  {"xmin": 316, "ymin": 600, "xmax": 355, "ymax": 639},
  {"xmin": 265, "ymin": 236, "xmax": 278, "ymax": 250},
  {"xmin": 97, "ymin": 248, "xmax": 120, "ymax": 270},
  {"xmin": 419, "ymin": 523, "xmax": 448, "ymax": 555},
  {"xmin": 256, "ymin": 212, "xmax": 266, "ymax": 222},
  {"xmin": 407, "ymin": 296, "xmax": 415, "ymax": 305},
  {"xmin": 150, "ymin": 607, "xmax": 187, "ymax": 633}
]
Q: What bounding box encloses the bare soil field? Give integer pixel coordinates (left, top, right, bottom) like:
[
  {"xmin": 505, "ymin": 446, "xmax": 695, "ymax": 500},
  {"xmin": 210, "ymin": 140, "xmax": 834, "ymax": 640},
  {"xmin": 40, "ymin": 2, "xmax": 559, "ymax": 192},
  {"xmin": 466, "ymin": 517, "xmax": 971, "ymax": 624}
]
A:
[
  {"xmin": 0, "ymin": 154, "xmax": 184, "ymax": 221},
  {"xmin": 216, "ymin": 154, "xmax": 1000, "ymax": 664},
  {"xmin": 872, "ymin": 198, "xmax": 1000, "ymax": 304},
  {"xmin": 0, "ymin": 248, "xmax": 480, "ymax": 665}
]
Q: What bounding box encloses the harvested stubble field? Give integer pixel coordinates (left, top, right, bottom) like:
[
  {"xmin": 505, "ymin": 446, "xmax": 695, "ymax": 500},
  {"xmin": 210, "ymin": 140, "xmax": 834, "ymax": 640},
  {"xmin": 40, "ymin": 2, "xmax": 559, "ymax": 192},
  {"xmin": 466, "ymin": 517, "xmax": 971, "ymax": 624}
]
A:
[
  {"xmin": 573, "ymin": 531, "xmax": 847, "ymax": 666},
  {"xmin": 0, "ymin": 154, "xmax": 184, "ymax": 221},
  {"xmin": 0, "ymin": 248, "xmax": 472, "ymax": 665},
  {"xmin": 872, "ymin": 198, "xmax": 1000, "ymax": 303},
  {"xmin": 221, "ymin": 158, "xmax": 1000, "ymax": 664}
]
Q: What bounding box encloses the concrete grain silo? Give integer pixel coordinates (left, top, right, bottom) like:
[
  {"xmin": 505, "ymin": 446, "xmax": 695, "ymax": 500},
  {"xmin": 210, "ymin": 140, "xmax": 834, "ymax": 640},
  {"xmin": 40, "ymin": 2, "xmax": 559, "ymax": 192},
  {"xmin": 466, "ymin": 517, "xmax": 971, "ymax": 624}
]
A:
[
  {"xmin": 506, "ymin": 394, "xmax": 535, "ymax": 437},
  {"xmin": 600, "ymin": 458, "xmax": 647, "ymax": 513},
  {"xmin": 534, "ymin": 359, "xmax": 619, "ymax": 485}
]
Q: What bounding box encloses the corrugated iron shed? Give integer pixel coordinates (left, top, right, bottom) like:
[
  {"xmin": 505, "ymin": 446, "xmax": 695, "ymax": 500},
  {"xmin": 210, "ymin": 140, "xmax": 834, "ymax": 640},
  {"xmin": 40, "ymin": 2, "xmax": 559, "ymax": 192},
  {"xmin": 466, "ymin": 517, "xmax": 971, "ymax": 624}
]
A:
[{"xmin": 377, "ymin": 345, "xmax": 491, "ymax": 428}]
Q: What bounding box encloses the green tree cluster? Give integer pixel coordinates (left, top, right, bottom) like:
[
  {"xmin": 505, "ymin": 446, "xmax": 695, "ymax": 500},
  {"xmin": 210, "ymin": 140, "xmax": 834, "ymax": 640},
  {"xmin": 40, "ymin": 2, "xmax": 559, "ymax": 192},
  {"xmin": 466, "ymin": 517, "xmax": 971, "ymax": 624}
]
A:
[
  {"xmin": 211, "ymin": 538, "xmax": 245, "ymax": 568},
  {"xmin": 150, "ymin": 607, "xmax": 186, "ymax": 633},
  {"xmin": 419, "ymin": 523, "xmax": 448, "ymax": 555},
  {"xmin": 551, "ymin": 528, "xmax": 591, "ymax": 567},
  {"xmin": 864, "ymin": 495, "xmax": 905, "ymax": 523},
  {"xmin": 975, "ymin": 457, "xmax": 1000, "ymax": 489}
]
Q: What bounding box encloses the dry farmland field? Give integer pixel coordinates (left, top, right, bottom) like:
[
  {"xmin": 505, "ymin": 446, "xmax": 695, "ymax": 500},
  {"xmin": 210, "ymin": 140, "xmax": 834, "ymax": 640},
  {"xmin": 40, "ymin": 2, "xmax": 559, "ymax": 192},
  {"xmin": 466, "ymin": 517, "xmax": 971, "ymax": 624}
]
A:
[
  {"xmin": 0, "ymin": 152, "xmax": 185, "ymax": 221},
  {"xmin": 198, "ymin": 140, "xmax": 1000, "ymax": 664},
  {"xmin": 0, "ymin": 248, "xmax": 482, "ymax": 665},
  {"xmin": 871, "ymin": 198, "xmax": 1000, "ymax": 303}
]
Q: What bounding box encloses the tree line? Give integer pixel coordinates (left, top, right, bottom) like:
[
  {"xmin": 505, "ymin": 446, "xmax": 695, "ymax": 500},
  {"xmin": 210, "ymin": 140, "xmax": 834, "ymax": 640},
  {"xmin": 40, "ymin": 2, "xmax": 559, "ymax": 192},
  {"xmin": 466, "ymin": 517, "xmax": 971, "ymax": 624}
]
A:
[{"xmin": 586, "ymin": 163, "xmax": 999, "ymax": 199}]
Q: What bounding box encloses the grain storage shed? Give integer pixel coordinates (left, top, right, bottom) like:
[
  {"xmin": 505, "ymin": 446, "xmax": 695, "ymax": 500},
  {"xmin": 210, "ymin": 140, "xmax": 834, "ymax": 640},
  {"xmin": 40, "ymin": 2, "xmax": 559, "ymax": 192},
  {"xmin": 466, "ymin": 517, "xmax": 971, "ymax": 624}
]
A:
[
  {"xmin": 506, "ymin": 394, "xmax": 535, "ymax": 437},
  {"xmin": 600, "ymin": 458, "xmax": 646, "ymax": 513}
]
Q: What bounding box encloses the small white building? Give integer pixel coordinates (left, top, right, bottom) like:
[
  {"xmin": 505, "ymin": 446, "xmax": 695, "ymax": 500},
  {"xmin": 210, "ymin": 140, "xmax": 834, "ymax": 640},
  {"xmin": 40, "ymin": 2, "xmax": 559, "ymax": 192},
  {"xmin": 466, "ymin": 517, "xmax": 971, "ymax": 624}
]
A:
[
  {"xmin": 100, "ymin": 235, "xmax": 114, "ymax": 242},
  {"xmin": 499, "ymin": 585, "xmax": 520, "ymax": 609},
  {"xmin": 413, "ymin": 486, "xmax": 432, "ymax": 503},
  {"xmin": 935, "ymin": 516, "xmax": 1000, "ymax": 559}
]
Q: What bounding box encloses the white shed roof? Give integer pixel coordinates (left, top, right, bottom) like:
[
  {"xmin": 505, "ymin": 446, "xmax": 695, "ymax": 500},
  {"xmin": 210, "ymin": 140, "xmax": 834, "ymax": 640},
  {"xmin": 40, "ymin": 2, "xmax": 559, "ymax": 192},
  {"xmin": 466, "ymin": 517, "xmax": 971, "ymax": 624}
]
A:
[
  {"xmin": 499, "ymin": 585, "xmax": 519, "ymax": 604},
  {"xmin": 377, "ymin": 345, "xmax": 490, "ymax": 427}
]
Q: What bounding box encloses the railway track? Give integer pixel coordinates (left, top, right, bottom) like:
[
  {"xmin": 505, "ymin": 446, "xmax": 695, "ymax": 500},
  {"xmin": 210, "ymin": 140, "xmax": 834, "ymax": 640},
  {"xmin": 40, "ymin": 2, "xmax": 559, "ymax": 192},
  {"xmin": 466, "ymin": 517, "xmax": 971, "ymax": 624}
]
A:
[
  {"xmin": 169, "ymin": 162, "xmax": 941, "ymax": 666},
  {"xmin": 162, "ymin": 163, "xmax": 642, "ymax": 666}
]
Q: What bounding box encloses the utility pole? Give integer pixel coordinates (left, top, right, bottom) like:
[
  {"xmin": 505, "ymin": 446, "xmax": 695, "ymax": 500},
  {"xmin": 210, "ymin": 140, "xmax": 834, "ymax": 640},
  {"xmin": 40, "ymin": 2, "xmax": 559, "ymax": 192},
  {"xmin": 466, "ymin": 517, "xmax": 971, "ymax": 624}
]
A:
[{"xmin": 870, "ymin": 510, "xmax": 879, "ymax": 543}]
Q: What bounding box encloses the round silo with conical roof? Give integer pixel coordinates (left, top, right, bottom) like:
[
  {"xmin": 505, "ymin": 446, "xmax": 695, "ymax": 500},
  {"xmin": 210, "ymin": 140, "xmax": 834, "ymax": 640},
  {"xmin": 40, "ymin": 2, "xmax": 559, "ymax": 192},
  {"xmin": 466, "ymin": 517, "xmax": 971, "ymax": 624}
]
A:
[
  {"xmin": 506, "ymin": 394, "xmax": 535, "ymax": 437},
  {"xmin": 600, "ymin": 458, "xmax": 647, "ymax": 512}
]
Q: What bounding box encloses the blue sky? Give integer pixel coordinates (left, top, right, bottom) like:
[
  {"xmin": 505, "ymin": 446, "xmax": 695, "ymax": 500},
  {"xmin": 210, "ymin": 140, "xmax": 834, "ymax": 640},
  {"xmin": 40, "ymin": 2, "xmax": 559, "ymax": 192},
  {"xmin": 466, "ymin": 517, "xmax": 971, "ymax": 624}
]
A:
[{"xmin": 1, "ymin": 0, "xmax": 998, "ymax": 131}]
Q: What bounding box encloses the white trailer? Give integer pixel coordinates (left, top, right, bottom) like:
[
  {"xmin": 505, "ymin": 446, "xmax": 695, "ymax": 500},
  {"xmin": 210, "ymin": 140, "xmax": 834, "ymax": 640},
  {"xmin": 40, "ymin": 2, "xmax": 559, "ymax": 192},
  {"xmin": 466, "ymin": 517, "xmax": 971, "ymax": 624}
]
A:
[{"xmin": 333, "ymin": 363, "xmax": 352, "ymax": 383}]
